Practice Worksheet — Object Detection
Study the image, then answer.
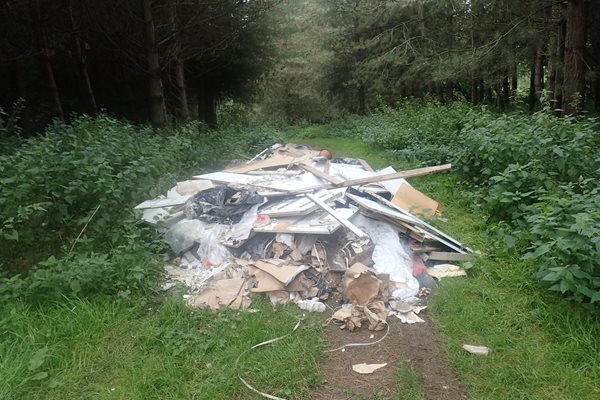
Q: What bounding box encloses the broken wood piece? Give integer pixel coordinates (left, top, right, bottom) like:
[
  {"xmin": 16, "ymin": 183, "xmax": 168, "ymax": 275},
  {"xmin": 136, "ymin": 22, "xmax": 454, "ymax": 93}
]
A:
[
  {"xmin": 297, "ymin": 162, "xmax": 342, "ymax": 184},
  {"xmin": 428, "ymin": 252, "xmax": 475, "ymax": 262},
  {"xmin": 306, "ymin": 194, "xmax": 368, "ymax": 239},
  {"xmin": 358, "ymin": 158, "xmax": 374, "ymax": 172}
]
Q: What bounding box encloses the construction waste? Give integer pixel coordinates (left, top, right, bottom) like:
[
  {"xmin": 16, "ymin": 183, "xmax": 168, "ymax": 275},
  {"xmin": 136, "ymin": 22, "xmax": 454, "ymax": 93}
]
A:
[{"xmin": 135, "ymin": 143, "xmax": 472, "ymax": 330}]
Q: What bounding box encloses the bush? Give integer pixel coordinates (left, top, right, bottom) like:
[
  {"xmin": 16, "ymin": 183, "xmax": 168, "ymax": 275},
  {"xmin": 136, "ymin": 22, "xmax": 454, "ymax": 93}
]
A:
[
  {"xmin": 0, "ymin": 114, "xmax": 283, "ymax": 302},
  {"xmin": 522, "ymin": 184, "xmax": 600, "ymax": 303}
]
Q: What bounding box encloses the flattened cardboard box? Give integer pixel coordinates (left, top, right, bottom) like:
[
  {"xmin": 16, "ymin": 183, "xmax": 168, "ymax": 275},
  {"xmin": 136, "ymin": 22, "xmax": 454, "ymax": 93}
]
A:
[{"xmin": 391, "ymin": 183, "xmax": 442, "ymax": 217}]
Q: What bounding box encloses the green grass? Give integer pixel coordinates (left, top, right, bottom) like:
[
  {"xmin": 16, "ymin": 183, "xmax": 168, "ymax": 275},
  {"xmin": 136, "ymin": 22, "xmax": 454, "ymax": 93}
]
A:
[
  {"xmin": 0, "ymin": 296, "xmax": 324, "ymax": 400},
  {"xmin": 396, "ymin": 361, "xmax": 426, "ymax": 400},
  {"xmin": 288, "ymin": 134, "xmax": 398, "ymax": 170},
  {"xmin": 291, "ymin": 135, "xmax": 600, "ymax": 400}
]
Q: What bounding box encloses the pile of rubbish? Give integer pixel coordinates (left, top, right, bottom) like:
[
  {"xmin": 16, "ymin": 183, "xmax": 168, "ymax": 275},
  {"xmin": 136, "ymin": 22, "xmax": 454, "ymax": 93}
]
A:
[{"xmin": 135, "ymin": 144, "xmax": 473, "ymax": 330}]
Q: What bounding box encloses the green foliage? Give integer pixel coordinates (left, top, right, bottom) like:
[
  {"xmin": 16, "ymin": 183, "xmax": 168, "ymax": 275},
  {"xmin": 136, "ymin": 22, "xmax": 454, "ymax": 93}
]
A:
[
  {"xmin": 523, "ymin": 185, "xmax": 600, "ymax": 303},
  {"xmin": 0, "ymin": 219, "xmax": 164, "ymax": 303},
  {"xmin": 0, "ymin": 114, "xmax": 283, "ymax": 303},
  {"xmin": 0, "ymin": 101, "xmax": 24, "ymax": 153},
  {"xmin": 456, "ymin": 112, "xmax": 599, "ymax": 303}
]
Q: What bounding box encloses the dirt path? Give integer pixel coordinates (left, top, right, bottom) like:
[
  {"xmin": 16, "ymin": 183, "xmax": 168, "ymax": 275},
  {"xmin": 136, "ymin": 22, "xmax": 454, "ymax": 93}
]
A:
[{"xmin": 312, "ymin": 310, "xmax": 464, "ymax": 400}]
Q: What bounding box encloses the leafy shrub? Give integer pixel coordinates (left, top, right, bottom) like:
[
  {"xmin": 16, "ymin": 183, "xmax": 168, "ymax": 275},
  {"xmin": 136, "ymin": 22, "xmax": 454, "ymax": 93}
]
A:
[
  {"xmin": 457, "ymin": 111, "xmax": 599, "ymax": 218},
  {"xmin": 0, "ymin": 216, "xmax": 164, "ymax": 303},
  {"xmin": 521, "ymin": 184, "xmax": 600, "ymax": 303},
  {"xmin": 0, "ymin": 114, "xmax": 283, "ymax": 303}
]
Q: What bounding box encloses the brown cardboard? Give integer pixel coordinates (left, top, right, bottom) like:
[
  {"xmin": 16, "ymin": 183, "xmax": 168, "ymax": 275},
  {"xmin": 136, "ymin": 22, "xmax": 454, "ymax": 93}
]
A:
[{"xmin": 391, "ymin": 183, "xmax": 442, "ymax": 217}]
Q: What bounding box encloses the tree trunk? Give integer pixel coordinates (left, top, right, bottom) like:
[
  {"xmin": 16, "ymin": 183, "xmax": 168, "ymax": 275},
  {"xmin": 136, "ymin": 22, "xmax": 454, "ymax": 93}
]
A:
[
  {"xmin": 496, "ymin": 82, "xmax": 504, "ymax": 111},
  {"xmin": 533, "ymin": 45, "xmax": 544, "ymax": 102},
  {"xmin": 32, "ymin": 0, "xmax": 64, "ymax": 122},
  {"xmin": 511, "ymin": 65, "xmax": 518, "ymax": 101},
  {"xmin": 502, "ymin": 73, "xmax": 510, "ymax": 106},
  {"xmin": 470, "ymin": 78, "xmax": 478, "ymax": 104},
  {"xmin": 590, "ymin": 2, "xmax": 600, "ymax": 111},
  {"xmin": 197, "ymin": 89, "xmax": 217, "ymax": 128},
  {"xmin": 170, "ymin": 2, "xmax": 190, "ymax": 122},
  {"xmin": 562, "ymin": 0, "xmax": 590, "ymax": 116},
  {"xmin": 70, "ymin": 1, "xmax": 97, "ymax": 116},
  {"xmin": 546, "ymin": 33, "xmax": 557, "ymax": 107},
  {"xmin": 478, "ymin": 78, "xmax": 484, "ymax": 104},
  {"xmin": 554, "ymin": 18, "xmax": 567, "ymax": 113},
  {"xmin": 529, "ymin": 58, "xmax": 537, "ymax": 111},
  {"xmin": 174, "ymin": 60, "xmax": 190, "ymax": 122},
  {"xmin": 142, "ymin": 0, "xmax": 166, "ymax": 128},
  {"xmin": 358, "ymin": 83, "xmax": 366, "ymax": 114}
]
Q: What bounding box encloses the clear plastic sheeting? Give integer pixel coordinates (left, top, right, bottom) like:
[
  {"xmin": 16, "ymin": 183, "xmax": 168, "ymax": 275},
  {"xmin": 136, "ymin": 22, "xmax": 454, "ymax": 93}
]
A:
[
  {"xmin": 195, "ymin": 223, "xmax": 231, "ymax": 267},
  {"xmin": 352, "ymin": 214, "xmax": 419, "ymax": 298},
  {"xmin": 164, "ymin": 219, "xmax": 206, "ymax": 254}
]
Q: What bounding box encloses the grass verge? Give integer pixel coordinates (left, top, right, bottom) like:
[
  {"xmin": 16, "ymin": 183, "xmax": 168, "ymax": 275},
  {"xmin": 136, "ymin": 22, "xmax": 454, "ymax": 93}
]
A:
[{"xmin": 0, "ymin": 296, "xmax": 324, "ymax": 400}]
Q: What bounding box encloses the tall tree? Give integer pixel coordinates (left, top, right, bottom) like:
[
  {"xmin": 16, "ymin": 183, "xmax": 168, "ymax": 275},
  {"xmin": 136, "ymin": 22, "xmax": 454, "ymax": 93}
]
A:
[
  {"xmin": 562, "ymin": 0, "xmax": 590, "ymax": 116},
  {"xmin": 142, "ymin": 0, "xmax": 166, "ymax": 128}
]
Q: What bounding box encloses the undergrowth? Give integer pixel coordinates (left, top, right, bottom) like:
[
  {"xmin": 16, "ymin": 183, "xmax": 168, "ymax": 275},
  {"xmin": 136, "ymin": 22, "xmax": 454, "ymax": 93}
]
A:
[{"xmin": 0, "ymin": 114, "xmax": 283, "ymax": 303}]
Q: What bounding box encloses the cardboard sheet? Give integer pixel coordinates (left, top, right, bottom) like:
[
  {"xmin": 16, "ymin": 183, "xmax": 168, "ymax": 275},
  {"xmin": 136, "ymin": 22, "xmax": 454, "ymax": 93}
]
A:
[
  {"xmin": 187, "ymin": 277, "xmax": 250, "ymax": 310},
  {"xmin": 252, "ymin": 260, "xmax": 310, "ymax": 285},
  {"xmin": 343, "ymin": 263, "xmax": 385, "ymax": 305},
  {"xmin": 391, "ymin": 183, "xmax": 442, "ymax": 217}
]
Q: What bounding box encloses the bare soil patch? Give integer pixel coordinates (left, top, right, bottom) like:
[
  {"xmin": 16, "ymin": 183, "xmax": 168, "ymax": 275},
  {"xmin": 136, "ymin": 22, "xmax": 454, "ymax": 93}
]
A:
[{"xmin": 312, "ymin": 310, "xmax": 464, "ymax": 400}]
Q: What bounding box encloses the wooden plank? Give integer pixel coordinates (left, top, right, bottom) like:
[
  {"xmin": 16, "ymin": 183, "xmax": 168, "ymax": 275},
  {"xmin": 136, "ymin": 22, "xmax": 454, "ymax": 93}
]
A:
[
  {"xmin": 225, "ymin": 151, "xmax": 317, "ymax": 174},
  {"xmin": 358, "ymin": 159, "xmax": 374, "ymax": 172},
  {"xmin": 225, "ymin": 154, "xmax": 297, "ymax": 173},
  {"xmin": 297, "ymin": 163, "xmax": 342, "ymax": 184},
  {"xmin": 288, "ymin": 163, "xmax": 452, "ymax": 194},
  {"xmin": 410, "ymin": 245, "xmax": 445, "ymax": 254},
  {"xmin": 306, "ymin": 194, "xmax": 368, "ymax": 239},
  {"xmin": 334, "ymin": 164, "xmax": 452, "ymax": 188},
  {"xmin": 428, "ymin": 252, "xmax": 475, "ymax": 262}
]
